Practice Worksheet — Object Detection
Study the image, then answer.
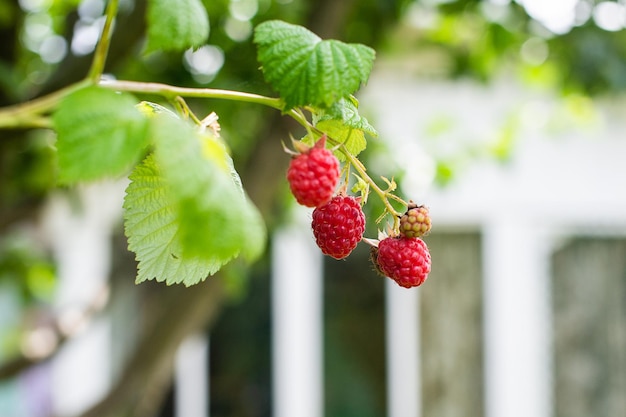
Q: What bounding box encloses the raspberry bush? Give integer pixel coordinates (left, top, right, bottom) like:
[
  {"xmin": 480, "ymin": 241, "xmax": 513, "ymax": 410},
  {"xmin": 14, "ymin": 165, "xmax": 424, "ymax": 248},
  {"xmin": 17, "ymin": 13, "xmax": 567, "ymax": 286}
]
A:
[{"xmin": 0, "ymin": 0, "xmax": 431, "ymax": 288}]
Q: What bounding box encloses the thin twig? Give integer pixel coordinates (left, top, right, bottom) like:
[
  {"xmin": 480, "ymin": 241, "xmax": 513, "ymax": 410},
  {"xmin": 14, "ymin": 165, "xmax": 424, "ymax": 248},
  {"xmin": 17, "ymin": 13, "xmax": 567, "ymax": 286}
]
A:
[{"xmin": 88, "ymin": 0, "xmax": 120, "ymax": 82}]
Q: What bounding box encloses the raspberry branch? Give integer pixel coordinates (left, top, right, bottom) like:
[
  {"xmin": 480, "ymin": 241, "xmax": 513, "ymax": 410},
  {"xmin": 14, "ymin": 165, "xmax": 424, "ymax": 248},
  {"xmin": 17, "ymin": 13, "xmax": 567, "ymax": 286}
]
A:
[
  {"xmin": 0, "ymin": 75, "xmax": 410, "ymax": 232},
  {"xmin": 107, "ymin": 79, "xmax": 410, "ymax": 231}
]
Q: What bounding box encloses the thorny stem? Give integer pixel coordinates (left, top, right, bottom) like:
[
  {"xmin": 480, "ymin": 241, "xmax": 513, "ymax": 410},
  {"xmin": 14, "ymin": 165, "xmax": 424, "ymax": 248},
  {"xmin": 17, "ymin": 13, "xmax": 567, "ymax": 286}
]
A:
[{"xmin": 88, "ymin": 0, "xmax": 119, "ymax": 82}]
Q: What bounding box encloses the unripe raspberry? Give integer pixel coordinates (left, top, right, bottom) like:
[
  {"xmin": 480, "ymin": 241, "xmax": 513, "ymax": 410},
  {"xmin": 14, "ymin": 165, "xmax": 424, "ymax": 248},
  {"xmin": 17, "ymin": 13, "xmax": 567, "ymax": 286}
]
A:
[
  {"xmin": 287, "ymin": 136, "xmax": 340, "ymax": 207},
  {"xmin": 399, "ymin": 204, "xmax": 431, "ymax": 238},
  {"xmin": 311, "ymin": 195, "xmax": 365, "ymax": 259},
  {"xmin": 374, "ymin": 236, "xmax": 431, "ymax": 288}
]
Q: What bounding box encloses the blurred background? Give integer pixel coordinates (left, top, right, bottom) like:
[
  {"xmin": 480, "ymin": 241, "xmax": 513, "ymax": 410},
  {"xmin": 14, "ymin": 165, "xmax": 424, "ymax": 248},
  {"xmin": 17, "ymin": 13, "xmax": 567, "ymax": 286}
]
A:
[{"xmin": 1, "ymin": 0, "xmax": 626, "ymax": 416}]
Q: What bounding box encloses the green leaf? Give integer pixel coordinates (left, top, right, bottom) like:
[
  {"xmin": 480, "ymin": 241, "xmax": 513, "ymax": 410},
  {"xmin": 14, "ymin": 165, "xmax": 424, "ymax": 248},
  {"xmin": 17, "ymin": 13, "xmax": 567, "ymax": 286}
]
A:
[
  {"xmin": 136, "ymin": 101, "xmax": 178, "ymax": 118},
  {"xmin": 309, "ymin": 97, "xmax": 377, "ymax": 159},
  {"xmin": 52, "ymin": 86, "xmax": 149, "ymax": 184},
  {"xmin": 152, "ymin": 116, "xmax": 265, "ymax": 262},
  {"xmin": 254, "ymin": 20, "xmax": 375, "ymax": 110},
  {"xmin": 124, "ymin": 155, "xmax": 224, "ymax": 286},
  {"xmin": 316, "ymin": 119, "xmax": 367, "ymax": 160},
  {"xmin": 145, "ymin": 0, "xmax": 209, "ymax": 53},
  {"xmin": 315, "ymin": 96, "xmax": 378, "ymax": 138},
  {"xmin": 124, "ymin": 114, "xmax": 266, "ymax": 286}
]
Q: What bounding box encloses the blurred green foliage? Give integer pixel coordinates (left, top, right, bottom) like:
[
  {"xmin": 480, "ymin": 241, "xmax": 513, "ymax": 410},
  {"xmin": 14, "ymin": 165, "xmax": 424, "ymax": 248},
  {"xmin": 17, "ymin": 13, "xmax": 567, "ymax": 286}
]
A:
[
  {"xmin": 383, "ymin": 0, "xmax": 626, "ymax": 95},
  {"xmin": 0, "ymin": 232, "xmax": 56, "ymax": 304}
]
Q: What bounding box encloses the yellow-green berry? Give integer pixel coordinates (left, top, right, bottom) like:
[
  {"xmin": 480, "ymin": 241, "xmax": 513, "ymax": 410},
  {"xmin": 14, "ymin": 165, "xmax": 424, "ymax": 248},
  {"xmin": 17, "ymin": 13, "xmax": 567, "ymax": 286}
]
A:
[{"xmin": 399, "ymin": 204, "xmax": 431, "ymax": 238}]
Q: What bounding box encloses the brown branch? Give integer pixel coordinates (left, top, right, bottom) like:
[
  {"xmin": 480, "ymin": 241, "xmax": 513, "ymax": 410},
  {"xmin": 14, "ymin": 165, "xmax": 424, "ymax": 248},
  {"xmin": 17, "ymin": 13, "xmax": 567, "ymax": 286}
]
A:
[{"xmin": 79, "ymin": 278, "xmax": 225, "ymax": 417}]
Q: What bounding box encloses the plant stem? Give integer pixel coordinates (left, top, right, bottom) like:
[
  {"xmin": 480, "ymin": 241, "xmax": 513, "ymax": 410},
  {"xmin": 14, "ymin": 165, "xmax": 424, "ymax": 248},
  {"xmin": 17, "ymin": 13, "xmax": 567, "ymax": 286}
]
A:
[
  {"xmin": 98, "ymin": 79, "xmax": 309, "ymax": 129},
  {"xmin": 172, "ymin": 96, "xmax": 202, "ymax": 124},
  {"xmin": 0, "ymin": 81, "xmax": 90, "ymax": 129},
  {"xmin": 88, "ymin": 0, "xmax": 119, "ymax": 82},
  {"xmin": 339, "ymin": 144, "xmax": 406, "ymax": 219},
  {"xmin": 99, "ymin": 79, "xmax": 283, "ymax": 108}
]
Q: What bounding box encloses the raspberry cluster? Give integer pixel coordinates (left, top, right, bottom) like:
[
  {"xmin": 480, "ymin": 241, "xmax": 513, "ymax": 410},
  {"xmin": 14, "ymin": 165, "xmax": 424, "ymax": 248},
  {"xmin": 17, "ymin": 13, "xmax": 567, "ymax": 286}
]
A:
[
  {"xmin": 285, "ymin": 136, "xmax": 432, "ymax": 288},
  {"xmin": 286, "ymin": 136, "xmax": 365, "ymax": 259}
]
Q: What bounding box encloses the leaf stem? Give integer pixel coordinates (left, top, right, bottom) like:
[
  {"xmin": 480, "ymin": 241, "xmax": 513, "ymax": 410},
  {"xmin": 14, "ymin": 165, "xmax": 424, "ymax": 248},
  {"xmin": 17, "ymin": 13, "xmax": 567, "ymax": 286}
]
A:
[
  {"xmin": 173, "ymin": 96, "xmax": 202, "ymax": 125},
  {"xmin": 88, "ymin": 0, "xmax": 119, "ymax": 82}
]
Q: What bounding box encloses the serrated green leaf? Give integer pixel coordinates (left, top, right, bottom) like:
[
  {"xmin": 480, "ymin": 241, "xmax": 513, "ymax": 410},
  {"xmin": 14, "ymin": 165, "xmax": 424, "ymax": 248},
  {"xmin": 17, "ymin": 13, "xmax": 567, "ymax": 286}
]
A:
[
  {"xmin": 124, "ymin": 155, "xmax": 224, "ymax": 286},
  {"xmin": 52, "ymin": 86, "xmax": 149, "ymax": 184},
  {"xmin": 145, "ymin": 0, "xmax": 209, "ymax": 53},
  {"xmin": 124, "ymin": 114, "xmax": 266, "ymax": 286},
  {"xmin": 315, "ymin": 119, "xmax": 367, "ymax": 160},
  {"xmin": 302, "ymin": 99, "xmax": 377, "ymax": 160},
  {"xmin": 315, "ymin": 97, "xmax": 378, "ymax": 137},
  {"xmin": 311, "ymin": 96, "xmax": 377, "ymax": 159},
  {"xmin": 254, "ymin": 20, "xmax": 375, "ymax": 109},
  {"xmin": 152, "ymin": 115, "xmax": 266, "ymax": 263},
  {"xmin": 199, "ymin": 131, "xmax": 245, "ymax": 192}
]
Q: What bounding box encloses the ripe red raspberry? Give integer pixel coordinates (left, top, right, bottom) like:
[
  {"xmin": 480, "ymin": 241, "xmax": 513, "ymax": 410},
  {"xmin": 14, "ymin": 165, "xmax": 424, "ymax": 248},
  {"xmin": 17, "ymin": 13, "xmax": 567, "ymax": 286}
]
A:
[
  {"xmin": 374, "ymin": 236, "xmax": 431, "ymax": 288},
  {"xmin": 287, "ymin": 136, "xmax": 340, "ymax": 207},
  {"xmin": 311, "ymin": 195, "xmax": 365, "ymax": 259},
  {"xmin": 399, "ymin": 204, "xmax": 431, "ymax": 238}
]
